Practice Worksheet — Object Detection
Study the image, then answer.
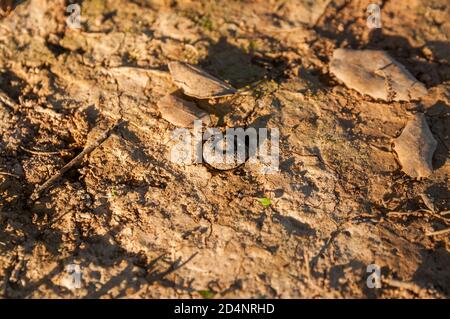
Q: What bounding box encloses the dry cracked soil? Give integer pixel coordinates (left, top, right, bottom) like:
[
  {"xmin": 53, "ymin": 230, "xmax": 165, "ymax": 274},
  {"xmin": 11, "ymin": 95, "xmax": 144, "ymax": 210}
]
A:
[{"xmin": 0, "ymin": 0, "xmax": 449, "ymax": 298}]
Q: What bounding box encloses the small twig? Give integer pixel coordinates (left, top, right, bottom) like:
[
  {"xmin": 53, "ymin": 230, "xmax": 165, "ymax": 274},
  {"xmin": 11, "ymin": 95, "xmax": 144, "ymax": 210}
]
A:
[
  {"xmin": 235, "ymin": 78, "xmax": 268, "ymax": 96},
  {"xmin": 425, "ymin": 228, "xmax": 450, "ymax": 237},
  {"xmin": 383, "ymin": 278, "xmax": 423, "ymax": 295},
  {"xmin": 387, "ymin": 211, "xmax": 422, "ymax": 217},
  {"xmin": 419, "ymin": 193, "xmax": 436, "ymax": 213},
  {"xmin": 19, "ymin": 146, "xmax": 72, "ymax": 156},
  {"xmin": 387, "ymin": 209, "xmax": 450, "ymax": 225},
  {"xmin": 0, "ymin": 89, "xmax": 18, "ymax": 110},
  {"xmin": 30, "ymin": 121, "xmax": 120, "ymax": 201},
  {"xmin": 0, "ymin": 171, "xmax": 20, "ymax": 179},
  {"xmin": 35, "ymin": 106, "xmax": 64, "ymax": 119}
]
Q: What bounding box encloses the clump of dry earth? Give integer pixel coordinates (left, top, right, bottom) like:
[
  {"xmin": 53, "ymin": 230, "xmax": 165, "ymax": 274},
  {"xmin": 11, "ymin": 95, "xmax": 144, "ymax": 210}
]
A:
[{"xmin": 0, "ymin": 0, "xmax": 449, "ymax": 298}]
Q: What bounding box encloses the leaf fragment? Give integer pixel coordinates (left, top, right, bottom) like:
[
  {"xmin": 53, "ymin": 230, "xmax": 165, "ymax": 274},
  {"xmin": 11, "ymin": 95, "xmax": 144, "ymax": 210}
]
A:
[
  {"xmin": 330, "ymin": 49, "xmax": 427, "ymax": 101},
  {"xmin": 158, "ymin": 94, "xmax": 211, "ymax": 128},
  {"xmin": 168, "ymin": 62, "xmax": 236, "ymax": 99},
  {"xmin": 393, "ymin": 113, "xmax": 437, "ymax": 178}
]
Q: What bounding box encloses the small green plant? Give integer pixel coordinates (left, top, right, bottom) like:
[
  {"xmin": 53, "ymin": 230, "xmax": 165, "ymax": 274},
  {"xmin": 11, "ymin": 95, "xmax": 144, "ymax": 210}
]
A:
[
  {"xmin": 198, "ymin": 290, "xmax": 215, "ymax": 299},
  {"xmin": 184, "ymin": 10, "xmax": 214, "ymax": 31},
  {"xmin": 126, "ymin": 49, "xmax": 140, "ymax": 63},
  {"xmin": 259, "ymin": 197, "xmax": 271, "ymax": 207},
  {"xmin": 253, "ymin": 80, "xmax": 278, "ymax": 98},
  {"xmin": 198, "ymin": 15, "xmax": 213, "ymax": 31},
  {"xmin": 248, "ymin": 40, "xmax": 258, "ymax": 53}
]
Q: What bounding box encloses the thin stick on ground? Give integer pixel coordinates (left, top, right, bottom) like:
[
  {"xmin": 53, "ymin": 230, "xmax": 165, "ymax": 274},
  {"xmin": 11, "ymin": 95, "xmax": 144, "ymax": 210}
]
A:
[
  {"xmin": 0, "ymin": 89, "xmax": 18, "ymax": 110},
  {"xmin": 383, "ymin": 278, "xmax": 423, "ymax": 295},
  {"xmin": 425, "ymin": 228, "xmax": 450, "ymax": 237},
  {"xmin": 19, "ymin": 145, "xmax": 72, "ymax": 156},
  {"xmin": 30, "ymin": 121, "xmax": 121, "ymax": 201},
  {"xmin": 0, "ymin": 171, "xmax": 20, "ymax": 178}
]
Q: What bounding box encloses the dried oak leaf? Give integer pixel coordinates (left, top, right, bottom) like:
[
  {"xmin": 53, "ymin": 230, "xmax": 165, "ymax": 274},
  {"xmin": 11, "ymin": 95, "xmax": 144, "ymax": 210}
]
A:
[
  {"xmin": 168, "ymin": 62, "xmax": 236, "ymax": 99},
  {"xmin": 330, "ymin": 49, "xmax": 427, "ymax": 102},
  {"xmin": 393, "ymin": 113, "xmax": 437, "ymax": 178},
  {"xmin": 158, "ymin": 94, "xmax": 211, "ymax": 128}
]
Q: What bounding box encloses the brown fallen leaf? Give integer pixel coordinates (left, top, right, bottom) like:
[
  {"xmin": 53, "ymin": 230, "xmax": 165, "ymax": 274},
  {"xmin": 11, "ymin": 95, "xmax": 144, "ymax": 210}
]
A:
[
  {"xmin": 393, "ymin": 113, "xmax": 437, "ymax": 178},
  {"xmin": 330, "ymin": 49, "xmax": 427, "ymax": 102},
  {"xmin": 158, "ymin": 94, "xmax": 211, "ymax": 128},
  {"xmin": 168, "ymin": 62, "xmax": 236, "ymax": 99}
]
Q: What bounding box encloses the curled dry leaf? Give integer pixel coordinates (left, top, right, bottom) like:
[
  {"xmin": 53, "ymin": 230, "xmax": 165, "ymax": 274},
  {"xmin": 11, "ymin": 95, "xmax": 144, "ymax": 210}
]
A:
[
  {"xmin": 330, "ymin": 49, "xmax": 427, "ymax": 102},
  {"xmin": 393, "ymin": 113, "xmax": 437, "ymax": 178},
  {"xmin": 168, "ymin": 62, "xmax": 236, "ymax": 99},
  {"xmin": 158, "ymin": 94, "xmax": 211, "ymax": 128}
]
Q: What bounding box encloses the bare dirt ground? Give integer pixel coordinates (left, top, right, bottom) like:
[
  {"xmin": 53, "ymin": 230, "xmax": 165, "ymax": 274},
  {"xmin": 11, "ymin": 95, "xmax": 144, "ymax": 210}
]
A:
[{"xmin": 0, "ymin": 0, "xmax": 449, "ymax": 298}]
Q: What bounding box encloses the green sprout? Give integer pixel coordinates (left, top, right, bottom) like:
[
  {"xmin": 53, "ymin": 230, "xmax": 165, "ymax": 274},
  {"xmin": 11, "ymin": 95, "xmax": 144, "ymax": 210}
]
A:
[
  {"xmin": 248, "ymin": 40, "xmax": 258, "ymax": 53},
  {"xmin": 199, "ymin": 15, "xmax": 213, "ymax": 31},
  {"xmin": 198, "ymin": 290, "xmax": 215, "ymax": 299},
  {"xmin": 259, "ymin": 197, "xmax": 271, "ymax": 207}
]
